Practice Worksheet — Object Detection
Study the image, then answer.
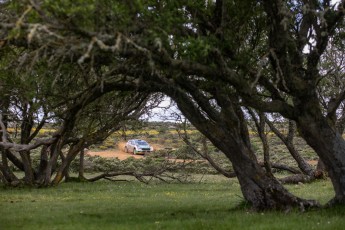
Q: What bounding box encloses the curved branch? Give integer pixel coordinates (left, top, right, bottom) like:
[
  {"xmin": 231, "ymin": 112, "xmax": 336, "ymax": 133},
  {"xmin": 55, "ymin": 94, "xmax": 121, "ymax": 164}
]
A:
[
  {"xmin": 0, "ymin": 137, "xmax": 57, "ymax": 152},
  {"xmin": 327, "ymin": 90, "xmax": 345, "ymax": 120}
]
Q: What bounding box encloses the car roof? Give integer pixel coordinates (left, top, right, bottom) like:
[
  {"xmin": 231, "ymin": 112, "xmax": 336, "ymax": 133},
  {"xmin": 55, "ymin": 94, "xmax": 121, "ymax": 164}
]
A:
[{"xmin": 129, "ymin": 139, "xmax": 147, "ymax": 142}]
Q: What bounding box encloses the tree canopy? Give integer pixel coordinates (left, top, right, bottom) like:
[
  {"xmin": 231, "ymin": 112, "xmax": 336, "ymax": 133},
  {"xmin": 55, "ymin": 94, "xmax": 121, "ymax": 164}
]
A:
[{"xmin": 1, "ymin": 0, "xmax": 345, "ymax": 210}]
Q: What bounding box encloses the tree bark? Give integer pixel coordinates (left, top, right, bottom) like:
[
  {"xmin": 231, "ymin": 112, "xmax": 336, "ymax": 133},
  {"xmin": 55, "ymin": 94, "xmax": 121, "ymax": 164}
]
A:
[
  {"xmin": 35, "ymin": 145, "xmax": 49, "ymax": 184},
  {"xmin": 59, "ymin": 151, "xmax": 70, "ymax": 181},
  {"xmin": 210, "ymin": 132, "xmax": 318, "ymax": 210},
  {"xmin": 19, "ymin": 150, "xmax": 35, "ymax": 184},
  {"xmin": 52, "ymin": 141, "xmax": 84, "ymax": 185},
  {"xmin": 1, "ymin": 149, "xmax": 19, "ymax": 183},
  {"xmin": 5, "ymin": 149, "xmax": 24, "ymax": 171},
  {"xmin": 43, "ymin": 139, "xmax": 63, "ymax": 186},
  {"xmin": 247, "ymin": 109, "xmax": 272, "ymax": 175},
  {"xmin": 296, "ymin": 111, "xmax": 345, "ymax": 205},
  {"xmin": 0, "ymin": 111, "xmax": 19, "ymax": 184},
  {"xmin": 79, "ymin": 147, "xmax": 86, "ymax": 179}
]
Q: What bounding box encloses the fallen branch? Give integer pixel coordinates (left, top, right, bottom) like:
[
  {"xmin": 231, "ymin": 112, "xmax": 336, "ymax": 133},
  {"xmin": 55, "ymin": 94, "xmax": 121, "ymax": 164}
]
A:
[
  {"xmin": 87, "ymin": 171, "xmax": 135, "ymax": 182},
  {"xmin": 86, "ymin": 165, "xmax": 190, "ymax": 184},
  {"xmin": 279, "ymin": 174, "xmax": 314, "ymax": 184}
]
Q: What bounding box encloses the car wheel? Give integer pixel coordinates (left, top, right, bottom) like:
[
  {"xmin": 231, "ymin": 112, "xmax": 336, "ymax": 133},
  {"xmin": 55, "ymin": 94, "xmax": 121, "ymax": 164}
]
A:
[{"xmin": 133, "ymin": 149, "xmax": 137, "ymax": 155}]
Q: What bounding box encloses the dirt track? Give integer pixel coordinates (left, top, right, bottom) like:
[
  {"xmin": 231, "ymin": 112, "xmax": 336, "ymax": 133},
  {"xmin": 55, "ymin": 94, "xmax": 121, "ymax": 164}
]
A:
[
  {"xmin": 87, "ymin": 141, "xmax": 160, "ymax": 160},
  {"xmin": 88, "ymin": 141, "xmax": 319, "ymax": 165}
]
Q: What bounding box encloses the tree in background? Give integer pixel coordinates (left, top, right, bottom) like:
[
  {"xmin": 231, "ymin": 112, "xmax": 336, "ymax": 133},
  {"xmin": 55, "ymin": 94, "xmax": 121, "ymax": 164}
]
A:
[{"xmin": 0, "ymin": 46, "xmax": 155, "ymax": 186}]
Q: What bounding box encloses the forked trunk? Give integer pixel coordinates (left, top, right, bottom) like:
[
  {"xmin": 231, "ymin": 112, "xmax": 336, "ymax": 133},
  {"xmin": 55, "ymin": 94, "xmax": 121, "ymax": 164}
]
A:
[
  {"xmin": 42, "ymin": 139, "xmax": 63, "ymax": 186},
  {"xmin": 265, "ymin": 118, "xmax": 314, "ymax": 176},
  {"xmin": 167, "ymin": 85, "xmax": 319, "ymax": 210},
  {"xmin": 235, "ymin": 168, "xmax": 315, "ymax": 210},
  {"xmin": 52, "ymin": 141, "xmax": 84, "ymax": 185},
  {"xmin": 216, "ymin": 138, "xmax": 319, "ymax": 210}
]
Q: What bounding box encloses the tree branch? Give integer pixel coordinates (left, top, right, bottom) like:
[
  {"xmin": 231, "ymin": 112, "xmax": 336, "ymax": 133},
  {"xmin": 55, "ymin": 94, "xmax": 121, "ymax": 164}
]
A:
[{"xmin": 0, "ymin": 137, "xmax": 56, "ymax": 152}]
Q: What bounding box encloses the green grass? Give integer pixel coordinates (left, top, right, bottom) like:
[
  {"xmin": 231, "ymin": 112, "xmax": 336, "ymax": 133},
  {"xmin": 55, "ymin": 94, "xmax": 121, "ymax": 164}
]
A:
[{"xmin": 0, "ymin": 175, "xmax": 344, "ymax": 230}]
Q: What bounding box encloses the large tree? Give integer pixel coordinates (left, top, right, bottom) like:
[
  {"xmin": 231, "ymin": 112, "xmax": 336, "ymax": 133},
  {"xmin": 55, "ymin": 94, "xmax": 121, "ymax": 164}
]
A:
[{"xmin": 2, "ymin": 0, "xmax": 345, "ymax": 209}]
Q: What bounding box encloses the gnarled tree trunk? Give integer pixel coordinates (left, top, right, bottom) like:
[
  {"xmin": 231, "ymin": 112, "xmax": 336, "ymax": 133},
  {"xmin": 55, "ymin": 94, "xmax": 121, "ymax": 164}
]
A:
[
  {"xmin": 165, "ymin": 85, "xmax": 320, "ymax": 210},
  {"xmin": 296, "ymin": 113, "xmax": 345, "ymax": 205},
  {"xmin": 215, "ymin": 136, "xmax": 317, "ymax": 210}
]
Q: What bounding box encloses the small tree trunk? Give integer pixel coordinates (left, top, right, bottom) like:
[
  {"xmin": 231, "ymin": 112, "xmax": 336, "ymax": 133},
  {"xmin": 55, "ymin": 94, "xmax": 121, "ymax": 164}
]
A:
[
  {"xmin": 43, "ymin": 140, "xmax": 63, "ymax": 186},
  {"xmin": 5, "ymin": 149, "xmax": 24, "ymax": 171},
  {"xmin": 336, "ymin": 108, "xmax": 345, "ymax": 134},
  {"xmin": 0, "ymin": 151, "xmax": 18, "ymax": 183},
  {"xmin": 247, "ymin": 108, "xmax": 272, "ymax": 175},
  {"xmin": 59, "ymin": 151, "xmax": 70, "ymax": 181},
  {"xmin": 258, "ymin": 112, "xmax": 272, "ymax": 175},
  {"xmin": 285, "ymin": 121, "xmax": 314, "ymax": 176},
  {"xmin": 0, "ymin": 163, "xmax": 18, "ymax": 184},
  {"xmin": 35, "ymin": 145, "xmax": 49, "ymax": 184},
  {"xmin": 19, "ymin": 150, "xmax": 35, "ymax": 185},
  {"xmin": 79, "ymin": 148, "xmax": 86, "ymax": 179},
  {"xmin": 0, "ymin": 112, "xmax": 19, "ymax": 184},
  {"xmin": 52, "ymin": 141, "xmax": 84, "ymax": 185}
]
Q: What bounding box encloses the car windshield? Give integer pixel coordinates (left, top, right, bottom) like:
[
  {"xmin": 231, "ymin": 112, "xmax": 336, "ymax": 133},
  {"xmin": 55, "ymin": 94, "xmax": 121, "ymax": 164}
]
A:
[{"xmin": 135, "ymin": 140, "xmax": 149, "ymax": 146}]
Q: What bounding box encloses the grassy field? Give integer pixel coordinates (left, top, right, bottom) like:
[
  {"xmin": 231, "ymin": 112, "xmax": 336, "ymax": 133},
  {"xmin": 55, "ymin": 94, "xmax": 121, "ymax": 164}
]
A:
[{"xmin": 1, "ymin": 175, "xmax": 344, "ymax": 230}]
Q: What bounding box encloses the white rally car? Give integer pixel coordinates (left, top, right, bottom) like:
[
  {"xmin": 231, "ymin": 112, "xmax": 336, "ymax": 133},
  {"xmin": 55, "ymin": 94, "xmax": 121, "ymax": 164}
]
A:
[{"xmin": 124, "ymin": 139, "xmax": 153, "ymax": 155}]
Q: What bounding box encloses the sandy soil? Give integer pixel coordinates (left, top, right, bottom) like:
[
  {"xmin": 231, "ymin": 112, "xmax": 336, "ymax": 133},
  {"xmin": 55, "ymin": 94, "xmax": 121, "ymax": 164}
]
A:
[
  {"xmin": 307, "ymin": 160, "xmax": 318, "ymax": 166},
  {"xmin": 87, "ymin": 141, "xmax": 162, "ymax": 160}
]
